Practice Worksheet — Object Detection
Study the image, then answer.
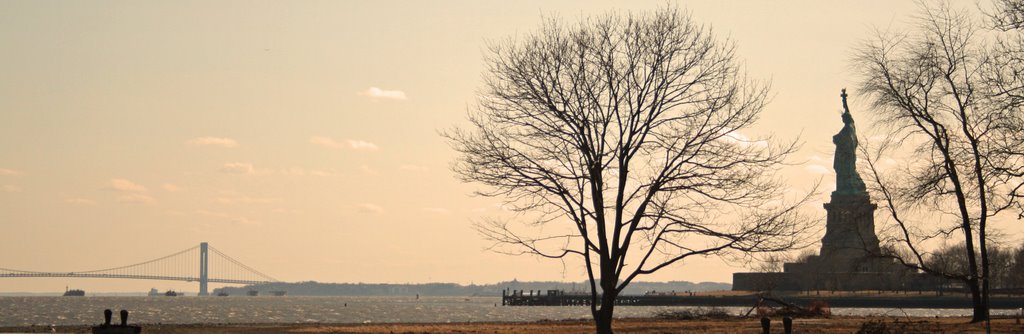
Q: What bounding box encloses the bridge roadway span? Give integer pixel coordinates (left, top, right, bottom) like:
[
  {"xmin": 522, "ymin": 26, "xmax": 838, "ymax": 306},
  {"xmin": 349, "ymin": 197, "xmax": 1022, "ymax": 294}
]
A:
[{"xmin": 0, "ymin": 272, "xmax": 270, "ymax": 285}]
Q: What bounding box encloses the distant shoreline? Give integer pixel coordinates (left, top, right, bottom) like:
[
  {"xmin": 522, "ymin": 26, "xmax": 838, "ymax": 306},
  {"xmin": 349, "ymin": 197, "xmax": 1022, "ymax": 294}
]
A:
[
  {"xmin": 213, "ymin": 280, "xmax": 731, "ymax": 297},
  {"xmin": 0, "ymin": 280, "xmax": 731, "ymax": 296}
]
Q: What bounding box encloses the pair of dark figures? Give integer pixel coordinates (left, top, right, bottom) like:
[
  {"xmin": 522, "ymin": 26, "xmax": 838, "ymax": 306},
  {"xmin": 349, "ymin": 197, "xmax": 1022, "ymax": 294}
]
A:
[{"xmin": 92, "ymin": 309, "xmax": 141, "ymax": 334}]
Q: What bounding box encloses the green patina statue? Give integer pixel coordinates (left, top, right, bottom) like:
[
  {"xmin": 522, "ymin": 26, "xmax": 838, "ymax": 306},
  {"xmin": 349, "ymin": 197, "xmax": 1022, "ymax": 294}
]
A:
[{"xmin": 833, "ymin": 89, "xmax": 867, "ymax": 196}]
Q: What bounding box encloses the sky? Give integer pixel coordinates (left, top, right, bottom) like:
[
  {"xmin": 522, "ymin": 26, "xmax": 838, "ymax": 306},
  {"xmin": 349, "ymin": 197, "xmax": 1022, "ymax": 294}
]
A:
[{"xmin": 1, "ymin": 0, "xmax": 1017, "ymax": 293}]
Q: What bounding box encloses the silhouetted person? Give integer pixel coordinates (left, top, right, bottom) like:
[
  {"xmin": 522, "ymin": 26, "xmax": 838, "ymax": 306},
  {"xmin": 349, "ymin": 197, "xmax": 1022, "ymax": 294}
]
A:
[{"xmin": 92, "ymin": 309, "xmax": 141, "ymax": 334}]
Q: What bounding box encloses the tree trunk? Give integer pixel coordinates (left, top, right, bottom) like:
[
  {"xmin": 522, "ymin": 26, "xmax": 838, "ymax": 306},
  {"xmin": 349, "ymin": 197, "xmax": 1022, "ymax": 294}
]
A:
[
  {"xmin": 595, "ymin": 291, "xmax": 617, "ymax": 334},
  {"xmin": 979, "ymin": 271, "xmax": 991, "ymax": 323},
  {"xmin": 979, "ymin": 231, "xmax": 991, "ymax": 324},
  {"xmin": 968, "ymin": 277, "xmax": 987, "ymax": 323}
]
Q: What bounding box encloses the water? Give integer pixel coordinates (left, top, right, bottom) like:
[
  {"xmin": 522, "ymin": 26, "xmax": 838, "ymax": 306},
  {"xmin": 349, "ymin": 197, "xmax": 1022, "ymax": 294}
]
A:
[{"xmin": 0, "ymin": 296, "xmax": 1019, "ymax": 326}]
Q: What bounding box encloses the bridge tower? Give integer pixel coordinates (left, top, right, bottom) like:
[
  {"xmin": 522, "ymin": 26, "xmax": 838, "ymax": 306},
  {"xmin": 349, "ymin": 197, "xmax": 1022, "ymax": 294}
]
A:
[{"xmin": 199, "ymin": 242, "xmax": 209, "ymax": 296}]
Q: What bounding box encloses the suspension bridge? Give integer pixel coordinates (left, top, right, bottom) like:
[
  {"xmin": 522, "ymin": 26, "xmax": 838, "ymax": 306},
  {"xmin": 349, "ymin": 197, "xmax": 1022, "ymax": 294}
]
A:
[{"xmin": 0, "ymin": 242, "xmax": 277, "ymax": 295}]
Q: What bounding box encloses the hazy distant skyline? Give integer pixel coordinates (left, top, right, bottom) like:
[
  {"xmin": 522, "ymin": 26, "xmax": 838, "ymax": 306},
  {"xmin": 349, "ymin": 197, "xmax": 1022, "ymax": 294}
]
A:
[{"xmin": 2, "ymin": 0, "xmax": 1017, "ymax": 293}]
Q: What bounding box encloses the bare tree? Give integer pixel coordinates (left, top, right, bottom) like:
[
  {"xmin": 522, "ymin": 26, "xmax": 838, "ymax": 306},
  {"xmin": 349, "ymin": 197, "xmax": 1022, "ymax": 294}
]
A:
[
  {"xmin": 446, "ymin": 7, "xmax": 811, "ymax": 334},
  {"xmin": 987, "ymin": 0, "xmax": 1024, "ymax": 30},
  {"xmin": 756, "ymin": 253, "xmax": 790, "ymax": 273},
  {"xmin": 924, "ymin": 243, "xmax": 1016, "ymax": 289},
  {"xmin": 984, "ymin": 0, "xmax": 1024, "ymax": 216},
  {"xmin": 855, "ymin": 1, "xmax": 1024, "ymax": 322},
  {"xmin": 1010, "ymin": 245, "xmax": 1024, "ymax": 289}
]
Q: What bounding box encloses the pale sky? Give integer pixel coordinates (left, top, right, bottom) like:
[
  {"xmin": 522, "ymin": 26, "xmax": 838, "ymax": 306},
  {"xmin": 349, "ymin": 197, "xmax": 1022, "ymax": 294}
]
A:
[{"xmin": 2, "ymin": 0, "xmax": 1015, "ymax": 293}]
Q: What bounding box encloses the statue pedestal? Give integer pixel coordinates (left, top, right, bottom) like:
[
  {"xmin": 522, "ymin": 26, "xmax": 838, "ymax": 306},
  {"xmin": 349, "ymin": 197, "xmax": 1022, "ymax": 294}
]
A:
[{"xmin": 820, "ymin": 193, "xmax": 879, "ymax": 270}]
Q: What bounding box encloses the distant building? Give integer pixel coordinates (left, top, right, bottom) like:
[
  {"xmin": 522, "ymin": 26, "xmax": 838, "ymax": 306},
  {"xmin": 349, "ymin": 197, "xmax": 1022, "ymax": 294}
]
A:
[{"xmin": 733, "ymin": 90, "xmax": 940, "ymax": 292}]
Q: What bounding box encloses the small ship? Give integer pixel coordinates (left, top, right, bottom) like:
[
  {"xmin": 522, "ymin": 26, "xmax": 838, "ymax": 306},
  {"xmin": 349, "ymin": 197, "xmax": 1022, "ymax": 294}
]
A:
[
  {"xmin": 63, "ymin": 286, "xmax": 85, "ymax": 296},
  {"xmin": 148, "ymin": 288, "xmax": 180, "ymax": 296}
]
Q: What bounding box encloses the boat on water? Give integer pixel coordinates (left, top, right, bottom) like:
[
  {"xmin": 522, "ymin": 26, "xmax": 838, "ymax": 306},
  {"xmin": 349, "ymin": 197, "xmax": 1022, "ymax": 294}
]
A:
[
  {"xmin": 247, "ymin": 290, "xmax": 259, "ymax": 296},
  {"xmin": 216, "ymin": 291, "xmax": 229, "ymax": 297},
  {"xmin": 63, "ymin": 286, "xmax": 85, "ymax": 296},
  {"xmin": 149, "ymin": 288, "xmax": 180, "ymax": 296},
  {"xmin": 270, "ymin": 290, "xmax": 286, "ymax": 296}
]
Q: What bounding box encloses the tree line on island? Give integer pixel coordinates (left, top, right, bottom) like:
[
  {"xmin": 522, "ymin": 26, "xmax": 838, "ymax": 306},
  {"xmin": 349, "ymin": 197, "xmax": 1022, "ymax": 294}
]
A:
[
  {"xmin": 760, "ymin": 241, "xmax": 1024, "ymax": 292},
  {"xmin": 214, "ymin": 280, "xmax": 730, "ymax": 297}
]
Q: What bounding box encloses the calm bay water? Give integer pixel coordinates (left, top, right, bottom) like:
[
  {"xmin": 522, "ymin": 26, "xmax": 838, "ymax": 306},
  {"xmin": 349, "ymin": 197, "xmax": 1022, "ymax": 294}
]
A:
[{"xmin": 0, "ymin": 296, "xmax": 1018, "ymax": 326}]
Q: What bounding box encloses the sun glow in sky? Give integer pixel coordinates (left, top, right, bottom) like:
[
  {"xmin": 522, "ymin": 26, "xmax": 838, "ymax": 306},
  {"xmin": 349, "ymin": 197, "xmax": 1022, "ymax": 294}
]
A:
[{"xmin": 2, "ymin": 0, "xmax": 1016, "ymax": 293}]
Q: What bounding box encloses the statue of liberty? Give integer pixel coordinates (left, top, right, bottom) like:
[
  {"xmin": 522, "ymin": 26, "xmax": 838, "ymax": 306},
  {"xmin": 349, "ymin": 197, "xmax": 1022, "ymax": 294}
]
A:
[{"xmin": 833, "ymin": 89, "xmax": 867, "ymax": 196}]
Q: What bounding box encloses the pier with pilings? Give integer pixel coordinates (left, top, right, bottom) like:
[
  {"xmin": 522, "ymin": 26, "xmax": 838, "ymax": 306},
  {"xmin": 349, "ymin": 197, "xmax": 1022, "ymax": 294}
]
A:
[
  {"xmin": 501, "ymin": 289, "xmax": 673, "ymax": 306},
  {"xmin": 501, "ymin": 289, "xmax": 1024, "ymax": 309}
]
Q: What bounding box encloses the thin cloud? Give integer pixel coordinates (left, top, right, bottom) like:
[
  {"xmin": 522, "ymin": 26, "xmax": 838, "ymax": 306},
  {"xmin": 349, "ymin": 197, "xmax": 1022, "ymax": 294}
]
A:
[
  {"xmin": 310, "ymin": 136, "xmax": 379, "ymax": 151},
  {"xmin": 347, "ymin": 140, "xmax": 379, "ymax": 151},
  {"xmin": 719, "ymin": 128, "xmax": 769, "ymax": 148},
  {"xmin": 876, "ymin": 157, "xmax": 900, "ymax": 172},
  {"xmin": 108, "ymin": 178, "xmax": 147, "ymax": 192},
  {"xmin": 805, "ymin": 164, "xmax": 830, "ymax": 175},
  {"xmin": 0, "ymin": 168, "xmax": 20, "ymax": 176},
  {"xmin": 356, "ymin": 203, "xmax": 384, "ymax": 214},
  {"xmin": 359, "ymin": 87, "xmax": 407, "ymax": 100},
  {"xmin": 214, "ymin": 195, "xmax": 281, "ymax": 205},
  {"xmin": 221, "ymin": 162, "xmax": 256, "ymax": 175},
  {"xmin": 161, "ymin": 183, "xmax": 182, "ymax": 192},
  {"xmin": 280, "ymin": 167, "xmax": 307, "ymax": 176},
  {"xmin": 64, "ymin": 198, "xmax": 97, "ymax": 205},
  {"xmin": 231, "ymin": 216, "xmax": 261, "ymax": 226},
  {"xmin": 309, "ymin": 136, "xmax": 344, "ymax": 149},
  {"xmin": 273, "ymin": 208, "xmax": 305, "ymax": 215},
  {"xmin": 281, "ymin": 167, "xmax": 337, "ymax": 177},
  {"xmin": 195, "ymin": 210, "xmax": 231, "ymax": 219},
  {"xmin": 808, "ymin": 155, "xmax": 828, "ymax": 164},
  {"xmin": 195, "ymin": 210, "xmax": 261, "ymax": 226},
  {"xmin": 400, "ymin": 164, "xmax": 429, "ymax": 172},
  {"xmin": 360, "ymin": 165, "xmax": 379, "ymax": 175},
  {"xmin": 422, "ymin": 207, "xmax": 450, "ymax": 215},
  {"xmin": 117, "ymin": 193, "xmax": 155, "ymax": 204},
  {"xmin": 867, "ymin": 135, "xmax": 889, "ymax": 143},
  {"xmin": 2, "ymin": 185, "xmax": 22, "ymax": 192},
  {"xmin": 187, "ymin": 137, "xmax": 238, "ymax": 148},
  {"xmin": 309, "ymin": 169, "xmax": 337, "ymax": 177}
]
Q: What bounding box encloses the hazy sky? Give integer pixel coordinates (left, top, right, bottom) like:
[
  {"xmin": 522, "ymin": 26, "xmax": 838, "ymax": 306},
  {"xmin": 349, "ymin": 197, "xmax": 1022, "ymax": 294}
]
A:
[{"xmin": 2, "ymin": 0, "xmax": 1016, "ymax": 293}]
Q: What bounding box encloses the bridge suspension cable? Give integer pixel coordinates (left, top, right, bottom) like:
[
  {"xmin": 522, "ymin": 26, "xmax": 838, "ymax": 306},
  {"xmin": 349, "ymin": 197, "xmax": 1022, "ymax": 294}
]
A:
[
  {"xmin": 0, "ymin": 242, "xmax": 278, "ymax": 294},
  {"xmin": 208, "ymin": 245, "xmax": 277, "ymax": 282}
]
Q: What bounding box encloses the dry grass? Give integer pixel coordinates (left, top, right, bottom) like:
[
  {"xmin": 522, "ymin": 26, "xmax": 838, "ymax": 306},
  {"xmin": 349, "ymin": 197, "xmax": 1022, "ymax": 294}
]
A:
[
  {"xmin": 8, "ymin": 317, "xmax": 1022, "ymax": 333},
  {"xmin": 285, "ymin": 317, "xmax": 1024, "ymax": 333}
]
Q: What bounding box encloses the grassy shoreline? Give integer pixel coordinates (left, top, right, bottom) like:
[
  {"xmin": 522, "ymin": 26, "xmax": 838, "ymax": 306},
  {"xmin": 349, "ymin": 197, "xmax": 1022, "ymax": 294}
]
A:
[{"xmin": 3, "ymin": 316, "xmax": 1023, "ymax": 333}]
